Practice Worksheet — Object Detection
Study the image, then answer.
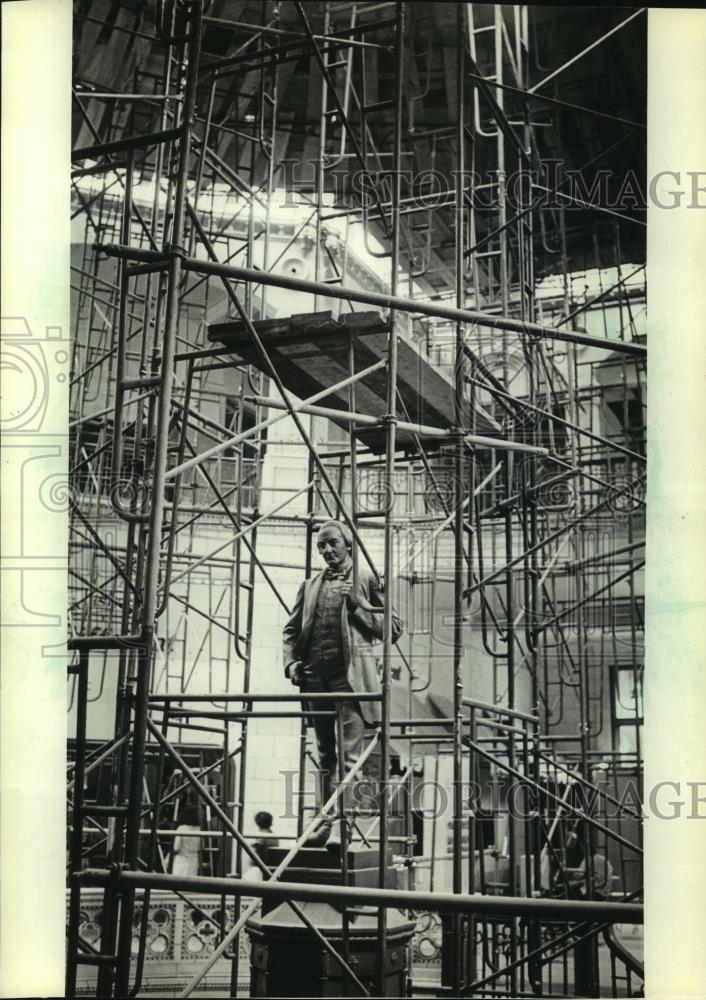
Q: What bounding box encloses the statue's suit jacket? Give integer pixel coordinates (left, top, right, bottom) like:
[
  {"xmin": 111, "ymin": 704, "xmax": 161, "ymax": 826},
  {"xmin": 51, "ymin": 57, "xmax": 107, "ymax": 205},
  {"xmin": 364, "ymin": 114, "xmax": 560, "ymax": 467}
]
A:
[{"xmin": 282, "ymin": 567, "xmax": 404, "ymax": 725}]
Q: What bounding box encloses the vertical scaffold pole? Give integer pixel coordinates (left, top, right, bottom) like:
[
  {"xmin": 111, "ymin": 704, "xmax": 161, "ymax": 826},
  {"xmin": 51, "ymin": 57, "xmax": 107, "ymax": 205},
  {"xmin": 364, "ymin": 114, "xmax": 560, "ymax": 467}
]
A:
[
  {"xmin": 377, "ymin": 4, "xmax": 404, "ymax": 993},
  {"xmin": 66, "ymin": 652, "xmax": 89, "ymax": 999},
  {"xmin": 296, "ymin": 449, "xmax": 317, "ymax": 839},
  {"xmin": 229, "ymin": 389, "xmax": 260, "ymax": 996},
  {"xmin": 452, "ymin": 5, "xmax": 467, "ymax": 991},
  {"xmin": 504, "ymin": 455, "xmax": 519, "ymax": 996},
  {"xmin": 113, "ymin": 6, "xmax": 203, "ymax": 996}
]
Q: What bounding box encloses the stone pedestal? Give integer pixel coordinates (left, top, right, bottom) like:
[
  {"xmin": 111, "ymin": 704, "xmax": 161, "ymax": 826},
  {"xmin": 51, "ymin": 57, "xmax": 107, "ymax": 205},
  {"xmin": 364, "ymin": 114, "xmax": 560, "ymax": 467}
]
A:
[{"xmin": 245, "ymin": 846, "xmax": 416, "ymax": 997}]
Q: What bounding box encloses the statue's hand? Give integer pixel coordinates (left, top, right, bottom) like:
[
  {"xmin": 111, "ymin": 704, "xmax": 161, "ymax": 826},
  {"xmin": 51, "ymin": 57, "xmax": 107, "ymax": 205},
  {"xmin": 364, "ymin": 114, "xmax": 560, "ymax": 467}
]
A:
[
  {"xmin": 288, "ymin": 661, "xmax": 303, "ymax": 687},
  {"xmin": 335, "ymin": 580, "xmax": 358, "ymax": 610}
]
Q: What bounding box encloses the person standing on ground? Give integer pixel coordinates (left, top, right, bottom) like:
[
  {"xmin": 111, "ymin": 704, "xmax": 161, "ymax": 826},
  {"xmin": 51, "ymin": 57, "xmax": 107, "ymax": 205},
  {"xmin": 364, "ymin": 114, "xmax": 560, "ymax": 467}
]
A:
[{"xmin": 171, "ymin": 804, "xmax": 201, "ymax": 877}]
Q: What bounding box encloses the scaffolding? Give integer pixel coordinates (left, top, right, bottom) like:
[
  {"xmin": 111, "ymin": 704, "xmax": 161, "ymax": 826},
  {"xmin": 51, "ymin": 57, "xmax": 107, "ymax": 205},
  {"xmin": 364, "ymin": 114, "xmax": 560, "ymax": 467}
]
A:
[{"xmin": 68, "ymin": 3, "xmax": 646, "ymax": 997}]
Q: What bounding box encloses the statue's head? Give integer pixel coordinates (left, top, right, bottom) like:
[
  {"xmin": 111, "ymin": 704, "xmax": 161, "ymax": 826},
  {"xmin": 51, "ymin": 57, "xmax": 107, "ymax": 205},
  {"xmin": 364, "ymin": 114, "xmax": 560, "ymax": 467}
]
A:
[{"xmin": 317, "ymin": 519, "xmax": 353, "ymax": 569}]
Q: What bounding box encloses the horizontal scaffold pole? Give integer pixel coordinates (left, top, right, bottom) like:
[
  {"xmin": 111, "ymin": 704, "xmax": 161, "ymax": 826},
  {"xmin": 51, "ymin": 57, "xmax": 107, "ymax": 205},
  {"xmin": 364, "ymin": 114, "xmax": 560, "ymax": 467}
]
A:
[
  {"xmin": 246, "ymin": 395, "xmax": 549, "ymax": 454},
  {"xmin": 77, "ymin": 869, "xmax": 644, "ymax": 924},
  {"xmin": 149, "ymin": 691, "xmax": 380, "ymax": 702},
  {"xmin": 68, "ymin": 634, "xmax": 145, "ymax": 651},
  {"xmin": 96, "ymin": 244, "xmax": 647, "ymax": 357},
  {"xmin": 72, "ymin": 126, "xmax": 182, "ymax": 161},
  {"xmin": 463, "ymin": 696, "xmax": 539, "ymax": 726}
]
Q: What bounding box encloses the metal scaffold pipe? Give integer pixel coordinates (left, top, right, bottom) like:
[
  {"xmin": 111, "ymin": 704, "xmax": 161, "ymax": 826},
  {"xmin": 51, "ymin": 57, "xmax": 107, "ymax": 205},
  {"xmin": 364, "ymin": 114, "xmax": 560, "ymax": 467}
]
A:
[
  {"xmin": 377, "ymin": 6, "xmax": 404, "ymax": 988},
  {"xmin": 97, "ymin": 244, "xmax": 647, "ymax": 356},
  {"xmin": 245, "ymin": 393, "xmax": 549, "ymax": 453},
  {"xmin": 110, "ymin": 7, "xmax": 204, "ymax": 996},
  {"xmin": 77, "ymin": 868, "xmax": 644, "ymax": 924}
]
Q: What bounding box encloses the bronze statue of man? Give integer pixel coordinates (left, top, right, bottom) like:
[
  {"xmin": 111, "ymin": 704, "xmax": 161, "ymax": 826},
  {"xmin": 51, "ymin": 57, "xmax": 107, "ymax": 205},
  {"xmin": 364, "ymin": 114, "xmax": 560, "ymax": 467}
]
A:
[{"xmin": 283, "ymin": 519, "xmax": 403, "ymax": 838}]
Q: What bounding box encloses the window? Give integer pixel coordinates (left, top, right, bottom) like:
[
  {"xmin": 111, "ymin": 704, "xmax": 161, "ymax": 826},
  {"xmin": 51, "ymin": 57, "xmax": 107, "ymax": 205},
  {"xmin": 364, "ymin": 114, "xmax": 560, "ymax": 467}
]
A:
[{"xmin": 612, "ymin": 663, "xmax": 643, "ymax": 753}]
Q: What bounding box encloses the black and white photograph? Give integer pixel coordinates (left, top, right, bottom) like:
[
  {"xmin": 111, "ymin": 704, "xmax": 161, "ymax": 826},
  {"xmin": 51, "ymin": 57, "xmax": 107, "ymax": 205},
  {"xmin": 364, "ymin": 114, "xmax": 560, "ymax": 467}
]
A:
[{"xmin": 1, "ymin": 3, "xmax": 705, "ymax": 998}]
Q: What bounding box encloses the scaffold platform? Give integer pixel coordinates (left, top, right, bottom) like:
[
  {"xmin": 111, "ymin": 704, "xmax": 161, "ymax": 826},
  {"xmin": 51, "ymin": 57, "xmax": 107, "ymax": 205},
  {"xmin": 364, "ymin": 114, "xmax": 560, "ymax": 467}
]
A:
[{"xmin": 208, "ymin": 310, "xmax": 499, "ymax": 450}]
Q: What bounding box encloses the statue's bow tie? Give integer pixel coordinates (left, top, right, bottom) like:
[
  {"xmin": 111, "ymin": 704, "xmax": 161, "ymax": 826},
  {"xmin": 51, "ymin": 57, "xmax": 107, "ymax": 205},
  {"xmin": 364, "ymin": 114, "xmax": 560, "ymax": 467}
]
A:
[{"xmin": 325, "ymin": 570, "xmax": 347, "ymax": 581}]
